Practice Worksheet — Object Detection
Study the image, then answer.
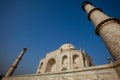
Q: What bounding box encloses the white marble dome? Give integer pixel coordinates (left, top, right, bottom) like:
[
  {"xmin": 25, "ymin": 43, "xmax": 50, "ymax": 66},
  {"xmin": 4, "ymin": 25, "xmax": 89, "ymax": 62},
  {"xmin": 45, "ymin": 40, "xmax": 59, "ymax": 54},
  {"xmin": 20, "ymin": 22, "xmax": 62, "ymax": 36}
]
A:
[{"xmin": 59, "ymin": 43, "xmax": 76, "ymax": 50}]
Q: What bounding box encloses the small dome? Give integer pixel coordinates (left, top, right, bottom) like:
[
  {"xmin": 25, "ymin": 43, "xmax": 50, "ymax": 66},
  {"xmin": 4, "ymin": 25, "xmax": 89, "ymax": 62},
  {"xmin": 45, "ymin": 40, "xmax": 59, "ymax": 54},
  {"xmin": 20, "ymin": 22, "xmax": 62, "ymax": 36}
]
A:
[{"xmin": 60, "ymin": 43, "xmax": 76, "ymax": 50}]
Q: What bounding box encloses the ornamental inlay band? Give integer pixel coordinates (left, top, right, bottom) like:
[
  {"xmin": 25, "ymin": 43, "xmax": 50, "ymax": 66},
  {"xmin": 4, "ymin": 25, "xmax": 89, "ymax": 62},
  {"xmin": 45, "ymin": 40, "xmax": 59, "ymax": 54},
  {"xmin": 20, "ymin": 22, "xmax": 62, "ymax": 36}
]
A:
[
  {"xmin": 95, "ymin": 18, "xmax": 120, "ymax": 35},
  {"xmin": 88, "ymin": 8, "xmax": 103, "ymax": 20}
]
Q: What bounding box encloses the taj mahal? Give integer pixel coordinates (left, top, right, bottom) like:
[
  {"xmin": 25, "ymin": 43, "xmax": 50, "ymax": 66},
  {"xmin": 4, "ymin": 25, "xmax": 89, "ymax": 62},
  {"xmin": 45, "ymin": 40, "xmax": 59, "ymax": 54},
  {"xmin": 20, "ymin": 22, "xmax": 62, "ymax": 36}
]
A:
[
  {"xmin": 2, "ymin": 1, "xmax": 120, "ymax": 80},
  {"xmin": 36, "ymin": 43, "xmax": 94, "ymax": 74}
]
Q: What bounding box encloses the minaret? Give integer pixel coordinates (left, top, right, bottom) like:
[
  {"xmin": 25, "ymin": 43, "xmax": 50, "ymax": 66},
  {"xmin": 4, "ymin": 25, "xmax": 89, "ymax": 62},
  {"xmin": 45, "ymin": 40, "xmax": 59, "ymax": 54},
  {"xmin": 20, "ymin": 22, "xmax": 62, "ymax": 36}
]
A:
[
  {"xmin": 82, "ymin": 1, "xmax": 120, "ymax": 61},
  {"xmin": 5, "ymin": 48, "xmax": 27, "ymax": 77}
]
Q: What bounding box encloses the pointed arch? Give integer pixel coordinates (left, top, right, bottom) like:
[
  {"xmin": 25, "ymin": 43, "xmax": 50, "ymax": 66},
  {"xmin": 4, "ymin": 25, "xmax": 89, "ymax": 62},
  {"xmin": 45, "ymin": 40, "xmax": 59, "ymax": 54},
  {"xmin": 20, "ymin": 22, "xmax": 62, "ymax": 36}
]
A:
[
  {"xmin": 89, "ymin": 62, "xmax": 92, "ymax": 66},
  {"xmin": 61, "ymin": 67, "xmax": 67, "ymax": 71},
  {"xmin": 38, "ymin": 71, "xmax": 41, "ymax": 74},
  {"xmin": 73, "ymin": 54, "xmax": 79, "ymax": 64},
  {"xmin": 39, "ymin": 62, "xmax": 43, "ymax": 69},
  {"xmin": 74, "ymin": 67, "xmax": 79, "ymax": 69},
  {"xmin": 45, "ymin": 58, "xmax": 56, "ymax": 73},
  {"xmin": 83, "ymin": 56, "xmax": 86, "ymax": 67},
  {"xmin": 62, "ymin": 55, "xmax": 68, "ymax": 65}
]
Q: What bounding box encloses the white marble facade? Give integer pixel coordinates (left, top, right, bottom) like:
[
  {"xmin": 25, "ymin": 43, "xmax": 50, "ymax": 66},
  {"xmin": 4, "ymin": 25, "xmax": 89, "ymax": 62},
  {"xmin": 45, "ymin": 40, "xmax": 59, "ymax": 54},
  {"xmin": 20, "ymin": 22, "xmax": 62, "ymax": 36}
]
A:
[{"xmin": 36, "ymin": 43, "xmax": 94, "ymax": 74}]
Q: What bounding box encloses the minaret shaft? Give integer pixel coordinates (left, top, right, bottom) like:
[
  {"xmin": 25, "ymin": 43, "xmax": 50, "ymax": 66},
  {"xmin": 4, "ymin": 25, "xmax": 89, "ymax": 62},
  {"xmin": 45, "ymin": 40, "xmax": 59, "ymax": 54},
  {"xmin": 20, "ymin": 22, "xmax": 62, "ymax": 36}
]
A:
[
  {"xmin": 5, "ymin": 48, "xmax": 27, "ymax": 77},
  {"xmin": 82, "ymin": 1, "xmax": 120, "ymax": 61},
  {"xmin": 83, "ymin": 2, "xmax": 109, "ymax": 27}
]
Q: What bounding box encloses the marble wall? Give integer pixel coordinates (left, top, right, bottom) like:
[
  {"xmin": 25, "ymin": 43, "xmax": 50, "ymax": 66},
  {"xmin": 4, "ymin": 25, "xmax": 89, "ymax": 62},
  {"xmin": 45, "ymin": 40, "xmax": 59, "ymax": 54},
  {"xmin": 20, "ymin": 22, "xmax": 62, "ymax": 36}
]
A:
[{"xmin": 2, "ymin": 64, "xmax": 120, "ymax": 80}]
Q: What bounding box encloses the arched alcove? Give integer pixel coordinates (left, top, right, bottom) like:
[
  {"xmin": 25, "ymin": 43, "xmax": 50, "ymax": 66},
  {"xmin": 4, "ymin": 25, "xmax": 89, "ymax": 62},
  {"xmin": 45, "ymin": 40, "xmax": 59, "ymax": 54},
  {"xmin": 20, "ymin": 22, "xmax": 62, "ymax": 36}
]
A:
[
  {"xmin": 73, "ymin": 54, "xmax": 79, "ymax": 64},
  {"xmin": 38, "ymin": 71, "xmax": 41, "ymax": 74},
  {"xmin": 61, "ymin": 67, "xmax": 67, "ymax": 71},
  {"xmin": 89, "ymin": 62, "xmax": 92, "ymax": 66},
  {"xmin": 74, "ymin": 67, "xmax": 79, "ymax": 69},
  {"xmin": 83, "ymin": 57, "xmax": 86, "ymax": 67},
  {"xmin": 45, "ymin": 58, "xmax": 56, "ymax": 73},
  {"xmin": 62, "ymin": 55, "xmax": 68, "ymax": 65},
  {"xmin": 39, "ymin": 62, "xmax": 43, "ymax": 69}
]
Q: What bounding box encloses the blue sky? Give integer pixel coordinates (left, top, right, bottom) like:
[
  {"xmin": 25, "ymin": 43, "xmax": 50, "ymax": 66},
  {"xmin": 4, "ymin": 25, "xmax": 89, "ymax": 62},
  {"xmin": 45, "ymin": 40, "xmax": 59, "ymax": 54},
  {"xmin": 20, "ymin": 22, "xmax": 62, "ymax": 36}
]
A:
[{"xmin": 0, "ymin": 0, "xmax": 120, "ymax": 75}]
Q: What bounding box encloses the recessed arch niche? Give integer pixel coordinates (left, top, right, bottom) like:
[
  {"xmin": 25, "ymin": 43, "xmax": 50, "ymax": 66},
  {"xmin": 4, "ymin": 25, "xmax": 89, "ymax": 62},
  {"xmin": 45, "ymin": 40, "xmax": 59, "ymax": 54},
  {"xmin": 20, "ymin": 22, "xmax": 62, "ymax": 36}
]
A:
[
  {"xmin": 62, "ymin": 55, "xmax": 68, "ymax": 65},
  {"xmin": 45, "ymin": 58, "xmax": 56, "ymax": 73},
  {"xmin": 39, "ymin": 62, "xmax": 43, "ymax": 69},
  {"xmin": 73, "ymin": 54, "xmax": 79, "ymax": 64},
  {"xmin": 61, "ymin": 67, "xmax": 67, "ymax": 71}
]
